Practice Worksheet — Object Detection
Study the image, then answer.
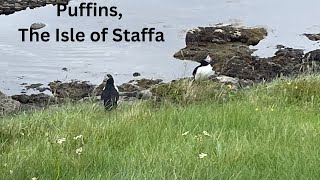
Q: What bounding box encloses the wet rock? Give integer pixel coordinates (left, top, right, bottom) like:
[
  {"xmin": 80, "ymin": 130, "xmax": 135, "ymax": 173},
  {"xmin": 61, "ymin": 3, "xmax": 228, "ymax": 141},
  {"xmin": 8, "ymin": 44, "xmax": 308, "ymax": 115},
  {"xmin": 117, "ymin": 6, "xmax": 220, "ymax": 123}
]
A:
[
  {"xmin": 24, "ymin": 83, "xmax": 51, "ymax": 93},
  {"xmin": 0, "ymin": 91, "xmax": 21, "ymax": 115},
  {"xmin": 185, "ymin": 26, "xmax": 266, "ymax": 46},
  {"xmin": 174, "ymin": 25, "xmax": 267, "ymax": 63},
  {"xmin": 11, "ymin": 93, "xmax": 57, "ymax": 107},
  {"xmin": 49, "ymin": 80, "xmax": 95, "ymax": 100},
  {"xmin": 25, "ymin": 83, "xmax": 43, "ymax": 90},
  {"xmin": 174, "ymin": 25, "xmax": 320, "ymax": 81},
  {"xmin": 133, "ymin": 72, "xmax": 141, "ymax": 77},
  {"xmin": 30, "ymin": 22, "xmax": 46, "ymax": 30},
  {"xmin": 304, "ymin": 33, "xmax": 320, "ymax": 41},
  {"xmin": 174, "ymin": 25, "xmax": 266, "ymax": 80},
  {"xmin": 0, "ymin": 0, "xmax": 70, "ymax": 15}
]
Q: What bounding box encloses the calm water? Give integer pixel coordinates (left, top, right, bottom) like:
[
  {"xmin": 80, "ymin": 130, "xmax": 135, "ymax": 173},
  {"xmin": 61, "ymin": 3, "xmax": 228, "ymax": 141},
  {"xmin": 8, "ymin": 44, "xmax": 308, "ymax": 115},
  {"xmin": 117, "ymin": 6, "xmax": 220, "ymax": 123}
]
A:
[{"xmin": 1, "ymin": 0, "xmax": 320, "ymax": 95}]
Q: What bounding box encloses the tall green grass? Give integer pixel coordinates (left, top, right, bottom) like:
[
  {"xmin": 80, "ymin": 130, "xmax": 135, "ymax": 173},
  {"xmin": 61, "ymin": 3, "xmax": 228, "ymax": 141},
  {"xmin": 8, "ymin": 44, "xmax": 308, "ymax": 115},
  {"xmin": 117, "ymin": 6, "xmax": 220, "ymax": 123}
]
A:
[{"xmin": 1, "ymin": 75, "xmax": 320, "ymax": 179}]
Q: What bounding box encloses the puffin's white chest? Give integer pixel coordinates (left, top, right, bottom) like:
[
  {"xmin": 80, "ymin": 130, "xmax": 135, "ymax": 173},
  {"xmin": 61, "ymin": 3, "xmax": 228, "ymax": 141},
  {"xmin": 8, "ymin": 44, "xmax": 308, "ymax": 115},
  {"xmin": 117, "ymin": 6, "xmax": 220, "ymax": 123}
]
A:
[{"xmin": 195, "ymin": 65, "xmax": 215, "ymax": 80}]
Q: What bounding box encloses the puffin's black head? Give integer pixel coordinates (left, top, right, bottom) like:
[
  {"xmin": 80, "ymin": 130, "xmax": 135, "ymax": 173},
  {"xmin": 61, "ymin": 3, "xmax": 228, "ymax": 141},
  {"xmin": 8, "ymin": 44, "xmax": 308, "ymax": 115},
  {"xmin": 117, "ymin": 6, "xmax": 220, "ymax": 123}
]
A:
[
  {"xmin": 199, "ymin": 55, "xmax": 212, "ymax": 66},
  {"xmin": 105, "ymin": 74, "xmax": 114, "ymax": 85}
]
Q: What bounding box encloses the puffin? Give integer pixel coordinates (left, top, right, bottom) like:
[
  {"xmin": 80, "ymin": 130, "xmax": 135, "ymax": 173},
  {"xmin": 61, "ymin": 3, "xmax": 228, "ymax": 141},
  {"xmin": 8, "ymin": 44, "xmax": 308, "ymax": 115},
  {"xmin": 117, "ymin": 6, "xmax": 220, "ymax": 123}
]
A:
[
  {"xmin": 101, "ymin": 74, "xmax": 119, "ymax": 110},
  {"xmin": 192, "ymin": 55, "xmax": 215, "ymax": 80}
]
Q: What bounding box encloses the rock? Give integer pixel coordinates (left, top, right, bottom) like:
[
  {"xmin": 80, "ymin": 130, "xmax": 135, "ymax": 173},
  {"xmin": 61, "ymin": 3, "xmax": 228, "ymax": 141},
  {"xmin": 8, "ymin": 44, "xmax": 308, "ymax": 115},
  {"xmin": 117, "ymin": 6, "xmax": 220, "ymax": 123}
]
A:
[
  {"xmin": 117, "ymin": 78, "xmax": 163, "ymax": 93},
  {"xmin": 174, "ymin": 25, "xmax": 320, "ymax": 81},
  {"xmin": 49, "ymin": 80, "xmax": 95, "ymax": 100},
  {"xmin": 135, "ymin": 78, "xmax": 163, "ymax": 89},
  {"xmin": 304, "ymin": 33, "xmax": 320, "ymax": 41},
  {"xmin": 0, "ymin": 0, "xmax": 70, "ymax": 15},
  {"xmin": 133, "ymin": 72, "xmax": 141, "ymax": 77},
  {"xmin": 25, "ymin": 83, "xmax": 43, "ymax": 90},
  {"xmin": 0, "ymin": 91, "xmax": 21, "ymax": 115},
  {"xmin": 185, "ymin": 26, "xmax": 266, "ymax": 46},
  {"xmin": 213, "ymin": 75, "xmax": 239, "ymax": 84},
  {"xmin": 61, "ymin": 67, "xmax": 68, "ymax": 71},
  {"xmin": 136, "ymin": 90, "xmax": 153, "ymax": 100},
  {"xmin": 23, "ymin": 83, "xmax": 50, "ymax": 93},
  {"xmin": 304, "ymin": 49, "xmax": 320, "ymax": 62},
  {"xmin": 11, "ymin": 93, "xmax": 57, "ymax": 107},
  {"xmin": 174, "ymin": 25, "xmax": 266, "ymax": 78},
  {"xmin": 118, "ymin": 83, "xmax": 141, "ymax": 92},
  {"xmin": 30, "ymin": 22, "xmax": 46, "ymax": 30},
  {"xmin": 119, "ymin": 92, "xmax": 138, "ymax": 97}
]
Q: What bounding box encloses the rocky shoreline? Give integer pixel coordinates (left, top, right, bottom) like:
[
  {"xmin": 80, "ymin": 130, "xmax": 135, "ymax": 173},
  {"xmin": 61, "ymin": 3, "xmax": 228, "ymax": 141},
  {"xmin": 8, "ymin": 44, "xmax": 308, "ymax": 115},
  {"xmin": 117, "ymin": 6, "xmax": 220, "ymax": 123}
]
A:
[
  {"xmin": 0, "ymin": 75, "xmax": 243, "ymax": 115},
  {"xmin": 0, "ymin": 0, "xmax": 69, "ymax": 15},
  {"xmin": 1, "ymin": 24, "xmax": 320, "ymax": 116},
  {"xmin": 174, "ymin": 25, "xmax": 320, "ymax": 81}
]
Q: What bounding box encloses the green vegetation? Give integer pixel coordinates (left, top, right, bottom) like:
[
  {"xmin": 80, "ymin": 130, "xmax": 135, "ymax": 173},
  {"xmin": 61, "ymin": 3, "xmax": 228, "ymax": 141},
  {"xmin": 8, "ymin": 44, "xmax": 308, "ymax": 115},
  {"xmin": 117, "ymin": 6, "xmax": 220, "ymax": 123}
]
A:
[{"xmin": 2, "ymin": 75, "xmax": 320, "ymax": 179}]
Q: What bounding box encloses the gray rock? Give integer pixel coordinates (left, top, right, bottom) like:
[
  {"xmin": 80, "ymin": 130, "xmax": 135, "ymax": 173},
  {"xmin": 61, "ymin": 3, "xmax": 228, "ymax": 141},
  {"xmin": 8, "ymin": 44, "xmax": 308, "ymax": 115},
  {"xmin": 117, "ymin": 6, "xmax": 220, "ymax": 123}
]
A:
[
  {"xmin": 30, "ymin": 22, "xmax": 46, "ymax": 30},
  {"xmin": 0, "ymin": 91, "xmax": 21, "ymax": 115},
  {"xmin": 214, "ymin": 75, "xmax": 239, "ymax": 84},
  {"xmin": 211, "ymin": 75, "xmax": 240, "ymax": 90},
  {"xmin": 136, "ymin": 90, "xmax": 153, "ymax": 100}
]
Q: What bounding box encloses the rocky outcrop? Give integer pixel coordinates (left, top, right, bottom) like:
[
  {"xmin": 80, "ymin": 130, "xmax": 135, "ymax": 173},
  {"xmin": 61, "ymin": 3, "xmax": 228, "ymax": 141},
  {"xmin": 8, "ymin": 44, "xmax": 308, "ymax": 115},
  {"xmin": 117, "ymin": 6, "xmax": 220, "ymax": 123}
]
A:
[
  {"xmin": 174, "ymin": 25, "xmax": 267, "ymax": 63},
  {"xmin": 175, "ymin": 25, "xmax": 320, "ymax": 81},
  {"xmin": 0, "ymin": 91, "xmax": 20, "ymax": 115},
  {"xmin": 11, "ymin": 93, "xmax": 58, "ymax": 107},
  {"xmin": 0, "ymin": 0, "xmax": 69, "ymax": 15},
  {"xmin": 304, "ymin": 33, "xmax": 320, "ymax": 41},
  {"xmin": 11, "ymin": 78, "xmax": 164, "ymax": 108},
  {"xmin": 49, "ymin": 80, "xmax": 95, "ymax": 100}
]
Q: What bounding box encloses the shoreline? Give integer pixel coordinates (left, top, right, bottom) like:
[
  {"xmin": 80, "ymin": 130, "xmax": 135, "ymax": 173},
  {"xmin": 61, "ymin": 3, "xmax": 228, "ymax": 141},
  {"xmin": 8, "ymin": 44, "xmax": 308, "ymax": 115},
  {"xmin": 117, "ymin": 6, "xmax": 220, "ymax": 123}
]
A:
[
  {"xmin": 0, "ymin": 0, "xmax": 69, "ymax": 15},
  {"xmin": 1, "ymin": 24, "xmax": 320, "ymax": 115}
]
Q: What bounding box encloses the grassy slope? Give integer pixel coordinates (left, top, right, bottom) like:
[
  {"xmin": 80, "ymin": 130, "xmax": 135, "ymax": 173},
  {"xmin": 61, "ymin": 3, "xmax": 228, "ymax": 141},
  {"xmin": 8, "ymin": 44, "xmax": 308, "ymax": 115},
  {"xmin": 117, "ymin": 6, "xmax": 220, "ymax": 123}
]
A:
[{"xmin": 2, "ymin": 75, "xmax": 320, "ymax": 179}]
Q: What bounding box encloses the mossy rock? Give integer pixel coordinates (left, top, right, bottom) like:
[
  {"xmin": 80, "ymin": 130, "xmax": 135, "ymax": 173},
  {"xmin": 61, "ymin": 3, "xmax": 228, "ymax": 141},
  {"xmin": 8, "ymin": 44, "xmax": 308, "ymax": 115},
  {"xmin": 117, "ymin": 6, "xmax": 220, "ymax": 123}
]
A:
[{"xmin": 151, "ymin": 78, "xmax": 232, "ymax": 104}]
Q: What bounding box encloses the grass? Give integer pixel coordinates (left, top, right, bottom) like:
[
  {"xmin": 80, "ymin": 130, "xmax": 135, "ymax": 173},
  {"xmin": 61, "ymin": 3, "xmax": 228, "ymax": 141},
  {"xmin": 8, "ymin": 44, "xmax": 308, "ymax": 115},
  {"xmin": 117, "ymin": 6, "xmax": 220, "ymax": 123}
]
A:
[{"xmin": 2, "ymin": 74, "xmax": 320, "ymax": 179}]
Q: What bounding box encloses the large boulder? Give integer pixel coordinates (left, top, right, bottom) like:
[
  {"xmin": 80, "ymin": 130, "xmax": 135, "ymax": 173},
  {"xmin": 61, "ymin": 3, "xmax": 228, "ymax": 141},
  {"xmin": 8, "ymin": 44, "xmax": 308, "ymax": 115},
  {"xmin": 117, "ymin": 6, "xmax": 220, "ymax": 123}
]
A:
[
  {"xmin": 174, "ymin": 25, "xmax": 267, "ymax": 65},
  {"xmin": 49, "ymin": 80, "xmax": 95, "ymax": 100},
  {"xmin": 0, "ymin": 91, "xmax": 20, "ymax": 115}
]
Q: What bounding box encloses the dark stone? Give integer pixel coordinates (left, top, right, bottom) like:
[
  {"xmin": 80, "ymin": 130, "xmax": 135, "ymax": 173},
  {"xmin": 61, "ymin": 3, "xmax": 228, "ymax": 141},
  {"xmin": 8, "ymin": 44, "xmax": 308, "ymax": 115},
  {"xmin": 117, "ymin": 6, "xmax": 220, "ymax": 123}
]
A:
[
  {"xmin": 49, "ymin": 80, "xmax": 95, "ymax": 100},
  {"xmin": 11, "ymin": 93, "xmax": 57, "ymax": 107},
  {"xmin": 133, "ymin": 72, "xmax": 141, "ymax": 77},
  {"xmin": 30, "ymin": 22, "xmax": 46, "ymax": 30},
  {"xmin": 0, "ymin": 0, "xmax": 70, "ymax": 15},
  {"xmin": 304, "ymin": 33, "xmax": 320, "ymax": 41}
]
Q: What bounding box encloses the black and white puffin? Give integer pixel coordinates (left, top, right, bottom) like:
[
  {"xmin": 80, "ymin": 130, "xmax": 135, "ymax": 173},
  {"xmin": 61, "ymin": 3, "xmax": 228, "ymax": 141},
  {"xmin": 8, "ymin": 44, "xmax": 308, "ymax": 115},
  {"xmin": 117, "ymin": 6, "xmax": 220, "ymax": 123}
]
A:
[
  {"xmin": 192, "ymin": 55, "xmax": 215, "ymax": 80},
  {"xmin": 101, "ymin": 74, "xmax": 119, "ymax": 110}
]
